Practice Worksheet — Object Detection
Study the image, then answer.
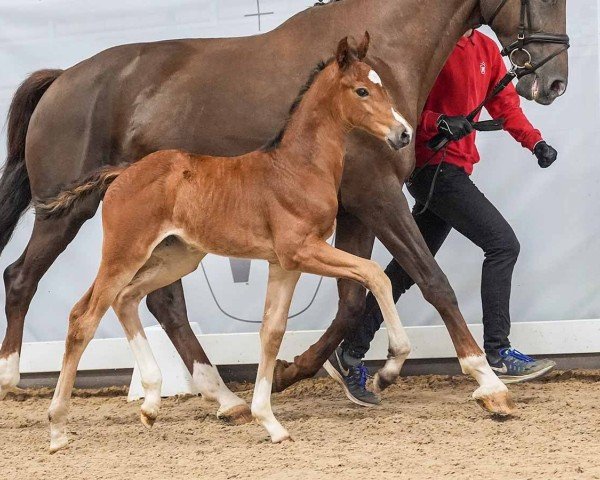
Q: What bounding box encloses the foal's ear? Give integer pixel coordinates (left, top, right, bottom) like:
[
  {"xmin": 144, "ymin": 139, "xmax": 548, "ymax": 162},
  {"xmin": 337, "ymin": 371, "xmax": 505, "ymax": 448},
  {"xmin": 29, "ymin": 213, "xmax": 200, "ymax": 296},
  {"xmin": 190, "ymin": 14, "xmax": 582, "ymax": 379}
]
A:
[
  {"xmin": 357, "ymin": 31, "xmax": 370, "ymax": 60},
  {"xmin": 336, "ymin": 36, "xmax": 354, "ymax": 71}
]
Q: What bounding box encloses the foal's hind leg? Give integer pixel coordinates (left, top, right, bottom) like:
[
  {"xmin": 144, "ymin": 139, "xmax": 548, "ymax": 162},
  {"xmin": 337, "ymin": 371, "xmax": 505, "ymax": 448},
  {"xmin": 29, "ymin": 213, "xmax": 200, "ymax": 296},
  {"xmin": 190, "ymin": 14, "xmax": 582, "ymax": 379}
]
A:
[
  {"xmin": 1, "ymin": 199, "xmax": 99, "ymax": 399},
  {"xmin": 113, "ymin": 288, "xmax": 163, "ymax": 428},
  {"xmin": 48, "ymin": 231, "xmax": 157, "ymax": 453},
  {"xmin": 48, "ymin": 271, "xmax": 135, "ymax": 453},
  {"xmin": 119, "ymin": 238, "xmax": 250, "ymax": 424},
  {"xmin": 251, "ymin": 263, "xmax": 300, "ymax": 443}
]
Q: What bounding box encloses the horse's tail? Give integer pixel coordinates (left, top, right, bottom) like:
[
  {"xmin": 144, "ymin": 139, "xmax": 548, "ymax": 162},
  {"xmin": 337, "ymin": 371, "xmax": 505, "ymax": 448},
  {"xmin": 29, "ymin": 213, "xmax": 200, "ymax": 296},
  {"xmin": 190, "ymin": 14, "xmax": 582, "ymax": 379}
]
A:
[
  {"xmin": 35, "ymin": 165, "xmax": 127, "ymax": 220},
  {"xmin": 0, "ymin": 69, "xmax": 64, "ymax": 255}
]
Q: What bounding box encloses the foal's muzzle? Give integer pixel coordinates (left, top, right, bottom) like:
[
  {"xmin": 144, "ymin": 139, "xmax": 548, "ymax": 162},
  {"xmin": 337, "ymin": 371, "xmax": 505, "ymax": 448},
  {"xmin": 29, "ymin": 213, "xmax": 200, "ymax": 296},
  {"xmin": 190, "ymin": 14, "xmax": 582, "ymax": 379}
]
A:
[{"xmin": 386, "ymin": 126, "xmax": 413, "ymax": 151}]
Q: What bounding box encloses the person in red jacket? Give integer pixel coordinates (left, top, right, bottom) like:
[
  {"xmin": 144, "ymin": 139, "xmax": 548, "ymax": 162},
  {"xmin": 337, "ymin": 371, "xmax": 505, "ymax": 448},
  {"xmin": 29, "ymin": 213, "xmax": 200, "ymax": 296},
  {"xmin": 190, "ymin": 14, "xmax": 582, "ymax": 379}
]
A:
[{"xmin": 324, "ymin": 29, "xmax": 558, "ymax": 407}]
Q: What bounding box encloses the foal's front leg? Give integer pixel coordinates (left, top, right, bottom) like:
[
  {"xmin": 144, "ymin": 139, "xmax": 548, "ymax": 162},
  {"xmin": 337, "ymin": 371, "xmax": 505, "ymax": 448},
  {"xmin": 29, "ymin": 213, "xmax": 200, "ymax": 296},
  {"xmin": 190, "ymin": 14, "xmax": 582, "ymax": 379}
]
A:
[
  {"xmin": 252, "ymin": 263, "xmax": 300, "ymax": 443},
  {"xmin": 284, "ymin": 241, "xmax": 412, "ymax": 388}
]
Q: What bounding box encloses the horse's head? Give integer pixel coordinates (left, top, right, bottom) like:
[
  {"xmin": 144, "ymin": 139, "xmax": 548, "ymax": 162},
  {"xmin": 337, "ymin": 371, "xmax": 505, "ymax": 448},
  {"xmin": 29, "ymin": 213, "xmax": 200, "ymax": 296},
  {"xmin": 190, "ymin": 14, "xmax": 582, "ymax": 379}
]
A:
[
  {"xmin": 334, "ymin": 32, "xmax": 413, "ymax": 150},
  {"xmin": 480, "ymin": 0, "xmax": 569, "ymax": 105}
]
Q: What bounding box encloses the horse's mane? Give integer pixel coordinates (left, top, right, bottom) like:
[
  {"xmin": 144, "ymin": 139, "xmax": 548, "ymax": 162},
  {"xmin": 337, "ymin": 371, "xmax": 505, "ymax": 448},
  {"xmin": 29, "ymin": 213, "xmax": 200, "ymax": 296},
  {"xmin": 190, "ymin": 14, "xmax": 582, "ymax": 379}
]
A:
[
  {"xmin": 262, "ymin": 58, "xmax": 333, "ymax": 152},
  {"xmin": 313, "ymin": 0, "xmax": 343, "ymax": 6}
]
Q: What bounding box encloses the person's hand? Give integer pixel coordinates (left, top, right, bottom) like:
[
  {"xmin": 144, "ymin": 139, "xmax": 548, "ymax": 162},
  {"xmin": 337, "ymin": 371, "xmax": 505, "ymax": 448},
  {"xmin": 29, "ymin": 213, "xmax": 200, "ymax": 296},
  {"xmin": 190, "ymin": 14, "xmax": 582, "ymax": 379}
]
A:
[
  {"xmin": 437, "ymin": 115, "xmax": 474, "ymax": 141},
  {"xmin": 534, "ymin": 141, "xmax": 558, "ymax": 168}
]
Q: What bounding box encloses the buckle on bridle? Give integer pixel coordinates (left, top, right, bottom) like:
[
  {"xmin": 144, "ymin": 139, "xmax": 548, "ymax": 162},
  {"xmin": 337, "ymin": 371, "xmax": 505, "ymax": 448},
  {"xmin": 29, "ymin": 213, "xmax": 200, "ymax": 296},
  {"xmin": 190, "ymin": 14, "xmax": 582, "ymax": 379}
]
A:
[{"xmin": 509, "ymin": 48, "xmax": 532, "ymax": 70}]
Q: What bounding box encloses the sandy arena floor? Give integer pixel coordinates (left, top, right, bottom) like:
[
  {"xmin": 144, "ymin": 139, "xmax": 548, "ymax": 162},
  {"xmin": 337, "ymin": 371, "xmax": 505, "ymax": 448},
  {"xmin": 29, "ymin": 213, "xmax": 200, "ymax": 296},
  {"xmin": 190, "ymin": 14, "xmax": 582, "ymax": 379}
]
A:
[{"xmin": 1, "ymin": 371, "xmax": 599, "ymax": 480}]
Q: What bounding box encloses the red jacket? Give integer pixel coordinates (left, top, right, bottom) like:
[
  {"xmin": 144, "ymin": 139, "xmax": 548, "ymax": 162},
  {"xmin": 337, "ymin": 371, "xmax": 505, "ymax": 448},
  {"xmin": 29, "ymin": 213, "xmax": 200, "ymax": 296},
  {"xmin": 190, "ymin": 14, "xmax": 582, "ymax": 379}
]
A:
[{"xmin": 416, "ymin": 30, "xmax": 543, "ymax": 174}]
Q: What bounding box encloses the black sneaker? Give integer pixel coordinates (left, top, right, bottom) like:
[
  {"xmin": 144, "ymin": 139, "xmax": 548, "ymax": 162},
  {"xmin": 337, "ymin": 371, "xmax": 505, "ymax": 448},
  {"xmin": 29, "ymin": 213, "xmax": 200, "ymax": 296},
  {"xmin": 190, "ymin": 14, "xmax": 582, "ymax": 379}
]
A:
[
  {"xmin": 323, "ymin": 347, "xmax": 380, "ymax": 407},
  {"xmin": 489, "ymin": 348, "xmax": 556, "ymax": 384}
]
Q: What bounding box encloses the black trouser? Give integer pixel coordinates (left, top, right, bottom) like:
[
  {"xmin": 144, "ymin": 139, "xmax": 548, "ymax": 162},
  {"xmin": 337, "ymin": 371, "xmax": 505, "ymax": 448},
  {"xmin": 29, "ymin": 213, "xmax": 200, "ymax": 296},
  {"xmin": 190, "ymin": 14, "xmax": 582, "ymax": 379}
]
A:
[{"xmin": 341, "ymin": 163, "xmax": 520, "ymax": 359}]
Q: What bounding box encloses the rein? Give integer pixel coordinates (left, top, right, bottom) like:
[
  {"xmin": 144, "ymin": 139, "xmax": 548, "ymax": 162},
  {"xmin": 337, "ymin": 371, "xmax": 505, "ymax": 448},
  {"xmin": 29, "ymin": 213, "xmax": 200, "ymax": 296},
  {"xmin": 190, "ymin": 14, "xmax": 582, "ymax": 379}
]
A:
[{"xmin": 483, "ymin": 0, "xmax": 570, "ymax": 77}]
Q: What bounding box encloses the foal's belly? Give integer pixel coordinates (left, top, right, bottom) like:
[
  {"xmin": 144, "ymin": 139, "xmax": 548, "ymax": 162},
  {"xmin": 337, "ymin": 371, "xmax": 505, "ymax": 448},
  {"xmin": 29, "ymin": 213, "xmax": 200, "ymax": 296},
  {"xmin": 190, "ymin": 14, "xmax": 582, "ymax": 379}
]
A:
[{"xmin": 173, "ymin": 205, "xmax": 278, "ymax": 263}]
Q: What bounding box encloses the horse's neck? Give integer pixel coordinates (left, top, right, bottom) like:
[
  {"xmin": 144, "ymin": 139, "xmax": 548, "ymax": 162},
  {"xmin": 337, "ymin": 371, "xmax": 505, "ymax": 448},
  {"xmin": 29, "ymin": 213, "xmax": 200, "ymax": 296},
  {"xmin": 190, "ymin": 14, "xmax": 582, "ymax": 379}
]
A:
[{"xmin": 328, "ymin": 0, "xmax": 481, "ymax": 117}]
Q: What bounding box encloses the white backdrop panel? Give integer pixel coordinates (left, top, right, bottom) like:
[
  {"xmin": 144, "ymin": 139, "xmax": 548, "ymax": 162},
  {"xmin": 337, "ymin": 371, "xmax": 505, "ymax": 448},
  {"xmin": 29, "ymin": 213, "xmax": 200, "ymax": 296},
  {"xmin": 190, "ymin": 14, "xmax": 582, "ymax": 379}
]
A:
[{"xmin": 0, "ymin": 1, "xmax": 598, "ymax": 344}]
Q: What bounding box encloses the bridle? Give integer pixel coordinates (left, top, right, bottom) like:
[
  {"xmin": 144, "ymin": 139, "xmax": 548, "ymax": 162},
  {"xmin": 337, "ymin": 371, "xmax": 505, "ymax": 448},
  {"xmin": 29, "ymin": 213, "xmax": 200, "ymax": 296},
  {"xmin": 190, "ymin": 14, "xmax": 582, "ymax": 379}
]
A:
[{"xmin": 482, "ymin": 0, "xmax": 570, "ymax": 78}]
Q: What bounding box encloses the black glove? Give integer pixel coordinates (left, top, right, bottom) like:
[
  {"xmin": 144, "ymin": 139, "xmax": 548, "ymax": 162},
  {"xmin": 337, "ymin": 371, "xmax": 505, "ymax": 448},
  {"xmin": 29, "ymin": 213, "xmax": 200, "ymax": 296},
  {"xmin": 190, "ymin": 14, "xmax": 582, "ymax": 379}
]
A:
[
  {"xmin": 534, "ymin": 141, "xmax": 558, "ymax": 168},
  {"xmin": 437, "ymin": 115, "xmax": 474, "ymax": 141}
]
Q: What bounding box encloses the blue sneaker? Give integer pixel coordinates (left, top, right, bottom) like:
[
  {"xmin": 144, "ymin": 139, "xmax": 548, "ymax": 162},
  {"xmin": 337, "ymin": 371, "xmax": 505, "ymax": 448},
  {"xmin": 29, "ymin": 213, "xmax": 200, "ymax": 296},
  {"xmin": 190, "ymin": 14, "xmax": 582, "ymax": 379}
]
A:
[
  {"xmin": 323, "ymin": 347, "xmax": 380, "ymax": 407},
  {"xmin": 489, "ymin": 348, "xmax": 556, "ymax": 384}
]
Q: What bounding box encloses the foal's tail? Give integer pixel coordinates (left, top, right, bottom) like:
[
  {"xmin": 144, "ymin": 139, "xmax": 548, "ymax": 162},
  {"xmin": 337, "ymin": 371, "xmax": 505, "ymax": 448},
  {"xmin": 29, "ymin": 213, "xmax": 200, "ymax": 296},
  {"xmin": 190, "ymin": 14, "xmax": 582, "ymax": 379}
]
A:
[
  {"xmin": 35, "ymin": 165, "xmax": 127, "ymax": 219},
  {"xmin": 0, "ymin": 69, "xmax": 63, "ymax": 255}
]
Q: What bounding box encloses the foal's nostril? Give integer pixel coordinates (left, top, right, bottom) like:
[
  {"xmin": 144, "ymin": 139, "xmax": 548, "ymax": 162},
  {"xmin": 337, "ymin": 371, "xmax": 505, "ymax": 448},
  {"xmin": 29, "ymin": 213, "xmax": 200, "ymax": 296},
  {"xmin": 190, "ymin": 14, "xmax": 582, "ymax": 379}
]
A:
[{"xmin": 401, "ymin": 131, "xmax": 411, "ymax": 144}]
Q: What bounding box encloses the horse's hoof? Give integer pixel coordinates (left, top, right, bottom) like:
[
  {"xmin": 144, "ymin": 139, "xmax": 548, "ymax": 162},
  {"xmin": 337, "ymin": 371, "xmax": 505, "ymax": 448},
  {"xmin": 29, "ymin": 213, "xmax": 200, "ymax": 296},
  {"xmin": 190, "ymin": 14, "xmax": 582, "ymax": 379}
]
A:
[
  {"xmin": 217, "ymin": 403, "xmax": 253, "ymax": 425},
  {"xmin": 49, "ymin": 435, "xmax": 69, "ymax": 454},
  {"xmin": 373, "ymin": 372, "xmax": 393, "ymax": 393},
  {"xmin": 272, "ymin": 359, "xmax": 292, "ymax": 393},
  {"xmin": 474, "ymin": 389, "xmax": 516, "ymax": 417},
  {"xmin": 140, "ymin": 410, "xmax": 158, "ymax": 428}
]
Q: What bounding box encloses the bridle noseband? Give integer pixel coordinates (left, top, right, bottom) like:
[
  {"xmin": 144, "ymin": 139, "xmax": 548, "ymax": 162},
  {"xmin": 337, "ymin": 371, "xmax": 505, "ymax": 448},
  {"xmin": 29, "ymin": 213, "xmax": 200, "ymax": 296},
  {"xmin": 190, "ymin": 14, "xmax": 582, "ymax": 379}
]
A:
[{"xmin": 483, "ymin": 0, "xmax": 570, "ymax": 78}]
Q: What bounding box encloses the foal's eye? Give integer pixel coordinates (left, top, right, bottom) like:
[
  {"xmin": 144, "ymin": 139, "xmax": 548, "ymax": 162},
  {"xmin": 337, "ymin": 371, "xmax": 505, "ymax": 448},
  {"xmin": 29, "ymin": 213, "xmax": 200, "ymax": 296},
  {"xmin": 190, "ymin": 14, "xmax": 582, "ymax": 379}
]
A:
[{"xmin": 355, "ymin": 88, "xmax": 370, "ymax": 98}]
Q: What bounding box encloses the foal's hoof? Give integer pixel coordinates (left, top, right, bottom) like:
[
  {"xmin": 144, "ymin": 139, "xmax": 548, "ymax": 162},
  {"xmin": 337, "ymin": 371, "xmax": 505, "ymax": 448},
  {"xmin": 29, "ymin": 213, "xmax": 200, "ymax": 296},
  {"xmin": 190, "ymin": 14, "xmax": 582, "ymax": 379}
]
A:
[
  {"xmin": 217, "ymin": 404, "xmax": 253, "ymax": 425},
  {"xmin": 474, "ymin": 389, "xmax": 516, "ymax": 417},
  {"xmin": 140, "ymin": 410, "xmax": 158, "ymax": 428},
  {"xmin": 49, "ymin": 435, "xmax": 69, "ymax": 454},
  {"xmin": 271, "ymin": 431, "xmax": 293, "ymax": 444}
]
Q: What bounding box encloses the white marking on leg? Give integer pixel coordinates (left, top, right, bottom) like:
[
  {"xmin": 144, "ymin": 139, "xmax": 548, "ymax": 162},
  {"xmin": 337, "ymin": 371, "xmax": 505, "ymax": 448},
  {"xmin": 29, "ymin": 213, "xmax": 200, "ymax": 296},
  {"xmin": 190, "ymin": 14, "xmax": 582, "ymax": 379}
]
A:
[
  {"xmin": 129, "ymin": 333, "xmax": 162, "ymax": 423},
  {"xmin": 459, "ymin": 354, "xmax": 508, "ymax": 398},
  {"xmin": 0, "ymin": 352, "xmax": 20, "ymax": 399},
  {"xmin": 368, "ymin": 70, "xmax": 382, "ymax": 86},
  {"xmin": 191, "ymin": 361, "xmax": 247, "ymax": 414},
  {"xmin": 251, "ymin": 377, "xmax": 290, "ymax": 443},
  {"xmin": 48, "ymin": 390, "xmax": 69, "ymax": 453},
  {"xmin": 370, "ymin": 264, "xmax": 411, "ymax": 377}
]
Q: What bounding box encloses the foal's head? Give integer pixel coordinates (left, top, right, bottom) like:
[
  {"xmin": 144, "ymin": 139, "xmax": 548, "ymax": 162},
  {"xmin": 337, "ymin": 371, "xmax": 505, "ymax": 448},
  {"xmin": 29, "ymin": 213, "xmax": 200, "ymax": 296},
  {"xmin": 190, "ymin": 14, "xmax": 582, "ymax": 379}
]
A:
[{"xmin": 332, "ymin": 33, "xmax": 413, "ymax": 150}]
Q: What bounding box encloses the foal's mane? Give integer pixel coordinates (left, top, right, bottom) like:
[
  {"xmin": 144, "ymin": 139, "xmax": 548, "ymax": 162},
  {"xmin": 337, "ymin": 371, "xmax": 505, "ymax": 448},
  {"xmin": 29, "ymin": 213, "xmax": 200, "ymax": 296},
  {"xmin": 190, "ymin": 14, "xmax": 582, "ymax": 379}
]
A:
[{"xmin": 262, "ymin": 58, "xmax": 333, "ymax": 152}]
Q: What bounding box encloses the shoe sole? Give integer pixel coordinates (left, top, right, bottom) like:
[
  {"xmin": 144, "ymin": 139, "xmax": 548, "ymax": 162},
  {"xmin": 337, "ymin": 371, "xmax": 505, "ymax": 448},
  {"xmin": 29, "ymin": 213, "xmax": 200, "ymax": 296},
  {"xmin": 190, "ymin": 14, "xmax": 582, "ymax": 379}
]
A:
[
  {"xmin": 323, "ymin": 360, "xmax": 380, "ymax": 408},
  {"xmin": 497, "ymin": 363, "xmax": 556, "ymax": 385}
]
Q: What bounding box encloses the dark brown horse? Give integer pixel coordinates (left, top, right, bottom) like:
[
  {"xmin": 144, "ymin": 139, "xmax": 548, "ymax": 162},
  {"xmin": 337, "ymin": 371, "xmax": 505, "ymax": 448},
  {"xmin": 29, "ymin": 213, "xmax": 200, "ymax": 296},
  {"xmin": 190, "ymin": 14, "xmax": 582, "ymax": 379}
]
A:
[
  {"xmin": 43, "ymin": 35, "xmax": 416, "ymax": 451},
  {"xmin": 0, "ymin": 0, "xmax": 568, "ymax": 416}
]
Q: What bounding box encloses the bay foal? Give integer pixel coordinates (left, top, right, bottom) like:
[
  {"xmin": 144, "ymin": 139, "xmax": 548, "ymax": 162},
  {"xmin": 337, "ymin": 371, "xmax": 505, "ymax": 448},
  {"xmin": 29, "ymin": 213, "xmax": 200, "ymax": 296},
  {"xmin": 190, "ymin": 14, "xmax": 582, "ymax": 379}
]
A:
[{"xmin": 41, "ymin": 34, "xmax": 414, "ymax": 452}]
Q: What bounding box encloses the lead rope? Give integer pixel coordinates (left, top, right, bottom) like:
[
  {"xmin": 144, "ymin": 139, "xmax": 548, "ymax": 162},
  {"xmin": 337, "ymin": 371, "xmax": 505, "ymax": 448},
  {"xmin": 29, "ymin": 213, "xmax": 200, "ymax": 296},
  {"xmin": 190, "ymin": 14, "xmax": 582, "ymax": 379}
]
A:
[{"xmin": 411, "ymin": 148, "xmax": 446, "ymax": 216}]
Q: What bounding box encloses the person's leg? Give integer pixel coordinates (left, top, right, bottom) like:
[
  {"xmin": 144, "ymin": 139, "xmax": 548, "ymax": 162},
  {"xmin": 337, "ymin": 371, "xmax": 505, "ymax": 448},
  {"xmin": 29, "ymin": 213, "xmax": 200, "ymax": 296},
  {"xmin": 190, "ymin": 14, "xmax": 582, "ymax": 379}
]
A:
[{"xmin": 410, "ymin": 165, "xmax": 554, "ymax": 383}]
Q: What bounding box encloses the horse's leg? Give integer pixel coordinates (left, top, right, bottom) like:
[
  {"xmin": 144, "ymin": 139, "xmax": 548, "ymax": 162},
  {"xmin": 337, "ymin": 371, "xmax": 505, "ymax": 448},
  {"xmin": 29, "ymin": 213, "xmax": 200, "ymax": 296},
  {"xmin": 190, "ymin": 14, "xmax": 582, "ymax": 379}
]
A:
[
  {"xmin": 1, "ymin": 198, "xmax": 98, "ymax": 399},
  {"xmin": 146, "ymin": 280, "xmax": 251, "ymax": 425},
  {"xmin": 251, "ymin": 263, "xmax": 300, "ymax": 443},
  {"xmin": 282, "ymin": 241, "xmax": 411, "ymax": 387},
  {"xmin": 128, "ymin": 239, "xmax": 251, "ymax": 423},
  {"xmin": 273, "ymin": 209, "xmax": 375, "ymax": 391},
  {"xmin": 355, "ymin": 184, "xmax": 514, "ymax": 414}
]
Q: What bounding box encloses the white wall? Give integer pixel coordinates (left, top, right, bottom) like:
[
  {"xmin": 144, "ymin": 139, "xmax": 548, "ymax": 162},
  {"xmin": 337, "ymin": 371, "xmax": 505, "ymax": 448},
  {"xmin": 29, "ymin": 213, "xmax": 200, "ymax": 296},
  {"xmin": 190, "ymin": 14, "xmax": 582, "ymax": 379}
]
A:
[{"xmin": 0, "ymin": 1, "xmax": 598, "ymax": 349}]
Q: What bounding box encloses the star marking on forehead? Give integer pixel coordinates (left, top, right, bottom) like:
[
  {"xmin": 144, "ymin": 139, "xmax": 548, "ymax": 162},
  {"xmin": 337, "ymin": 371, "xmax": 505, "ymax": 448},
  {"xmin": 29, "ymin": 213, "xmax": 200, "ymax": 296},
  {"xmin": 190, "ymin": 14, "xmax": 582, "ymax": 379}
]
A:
[{"xmin": 368, "ymin": 70, "xmax": 382, "ymax": 86}]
